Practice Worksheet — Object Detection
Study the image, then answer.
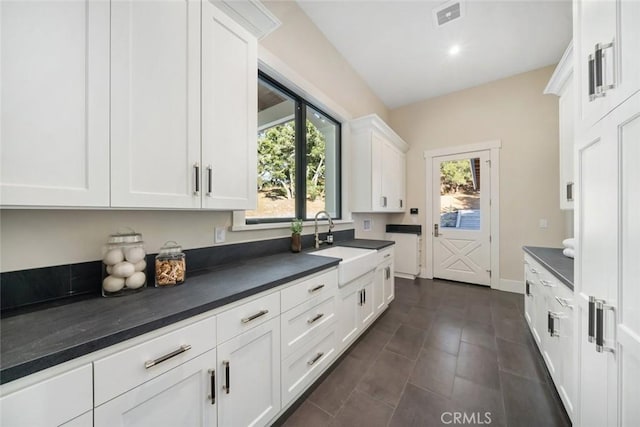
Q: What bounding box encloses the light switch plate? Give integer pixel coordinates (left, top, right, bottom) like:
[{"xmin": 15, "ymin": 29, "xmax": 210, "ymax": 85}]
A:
[
  {"xmin": 215, "ymin": 227, "xmax": 226, "ymax": 243},
  {"xmin": 539, "ymin": 219, "xmax": 548, "ymax": 229}
]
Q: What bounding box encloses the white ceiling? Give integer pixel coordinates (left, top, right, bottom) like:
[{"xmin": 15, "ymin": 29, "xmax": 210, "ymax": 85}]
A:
[{"xmin": 296, "ymin": 0, "xmax": 572, "ymax": 109}]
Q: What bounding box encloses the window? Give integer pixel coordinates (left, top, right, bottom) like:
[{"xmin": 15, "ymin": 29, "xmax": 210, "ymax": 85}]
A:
[{"xmin": 246, "ymin": 72, "xmax": 341, "ymax": 223}]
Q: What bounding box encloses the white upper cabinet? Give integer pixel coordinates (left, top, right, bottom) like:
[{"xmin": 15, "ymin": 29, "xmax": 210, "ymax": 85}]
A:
[
  {"xmin": 0, "ymin": 0, "xmax": 110, "ymax": 207},
  {"xmin": 202, "ymin": 2, "xmax": 257, "ymax": 210},
  {"xmin": 574, "ymin": 0, "xmax": 640, "ymax": 129},
  {"xmin": 110, "ymin": 0, "xmax": 202, "ymax": 208},
  {"xmin": 2, "ymin": 0, "xmax": 257, "ymax": 210},
  {"xmin": 350, "ymin": 114, "xmax": 409, "ymax": 213},
  {"xmin": 112, "ymin": 0, "xmax": 257, "ymax": 210},
  {"xmin": 544, "ymin": 42, "xmax": 574, "ymax": 210}
]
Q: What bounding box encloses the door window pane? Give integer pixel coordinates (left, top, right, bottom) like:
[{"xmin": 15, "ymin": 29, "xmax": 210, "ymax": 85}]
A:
[
  {"xmin": 306, "ymin": 106, "xmax": 339, "ymax": 219},
  {"xmin": 246, "ymin": 79, "xmax": 296, "ymax": 219},
  {"xmin": 439, "ymin": 158, "xmax": 481, "ymax": 230}
]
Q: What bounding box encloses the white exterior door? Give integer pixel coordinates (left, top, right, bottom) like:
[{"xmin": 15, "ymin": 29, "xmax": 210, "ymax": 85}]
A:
[
  {"xmin": 0, "ymin": 0, "xmax": 110, "ymax": 207},
  {"xmin": 217, "ymin": 318, "xmax": 280, "ymax": 427},
  {"xmin": 432, "ymin": 151, "xmax": 491, "ymax": 286},
  {"xmin": 94, "ymin": 349, "xmax": 217, "ymax": 427},
  {"xmin": 201, "ymin": 1, "xmax": 257, "ymax": 210},
  {"xmin": 576, "ymin": 93, "xmax": 640, "ymax": 427},
  {"xmin": 110, "ymin": 0, "xmax": 201, "ymax": 208}
]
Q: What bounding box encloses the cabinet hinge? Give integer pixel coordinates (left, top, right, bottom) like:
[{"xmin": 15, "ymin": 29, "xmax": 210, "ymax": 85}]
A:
[{"xmin": 485, "ymin": 160, "xmax": 491, "ymax": 167}]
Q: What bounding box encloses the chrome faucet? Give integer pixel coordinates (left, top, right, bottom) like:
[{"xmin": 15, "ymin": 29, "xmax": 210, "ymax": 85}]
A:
[{"xmin": 314, "ymin": 210, "xmax": 334, "ymax": 249}]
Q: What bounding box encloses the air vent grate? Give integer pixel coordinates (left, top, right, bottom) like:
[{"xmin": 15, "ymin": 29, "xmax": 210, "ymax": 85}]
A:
[{"xmin": 434, "ymin": 1, "xmax": 463, "ymax": 27}]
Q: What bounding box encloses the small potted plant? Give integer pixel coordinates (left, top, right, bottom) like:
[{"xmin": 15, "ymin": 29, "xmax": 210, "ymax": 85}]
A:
[{"xmin": 290, "ymin": 218, "xmax": 303, "ymax": 252}]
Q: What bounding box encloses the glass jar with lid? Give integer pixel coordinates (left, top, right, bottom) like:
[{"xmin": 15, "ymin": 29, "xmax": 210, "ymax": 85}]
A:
[
  {"xmin": 102, "ymin": 229, "xmax": 147, "ymax": 297},
  {"xmin": 155, "ymin": 241, "xmax": 186, "ymax": 287}
]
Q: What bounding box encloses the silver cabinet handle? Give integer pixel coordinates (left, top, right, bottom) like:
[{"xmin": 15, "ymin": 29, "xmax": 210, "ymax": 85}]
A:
[
  {"xmin": 193, "ymin": 163, "xmax": 200, "ymax": 195},
  {"xmin": 588, "ymin": 53, "xmax": 596, "ymax": 101},
  {"xmin": 307, "ymin": 313, "xmax": 324, "ymax": 324},
  {"xmin": 308, "ymin": 284, "xmax": 325, "ymax": 293},
  {"xmin": 145, "ymin": 344, "xmax": 192, "ymax": 369},
  {"xmin": 206, "ymin": 165, "xmax": 212, "ymax": 196},
  {"xmin": 307, "ymin": 352, "xmax": 324, "ymax": 366},
  {"xmin": 381, "ymin": 196, "xmax": 387, "ymax": 207},
  {"xmin": 566, "ymin": 182, "xmax": 574, "ymax": 202},
  {"xmin": 384, "ymin": 253, "xmax": 391, "ymax": 258},
  {"xmin": 223, "ymin": 360, "xmax": 230, "ymax": 394},
  {"xmin": 241, "ymin": 309, "xmax": 269, "ymax": 324},
  {"xmin": 595, "ymin": 299, "xmax": 615, "ymax": 353},
  {"xmin": 208, "ymin": 369, "xmax": 215, "ymax": 404},
  {"xmin": 588, "ymin": 296, "xmax": 596, "ymax": 343},
  {"xmin": 399, "ymin": 199, "xmax": 403, "ymax": 208}
]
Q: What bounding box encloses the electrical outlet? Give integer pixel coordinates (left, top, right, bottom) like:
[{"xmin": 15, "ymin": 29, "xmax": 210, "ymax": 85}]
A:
[
  {"xmin": 363, "ymin": 219, "xmax": 372, "ymax": 232},
  {"xmin": 215, "ymin": 227, "xmax": 226, "ymax": 243}
]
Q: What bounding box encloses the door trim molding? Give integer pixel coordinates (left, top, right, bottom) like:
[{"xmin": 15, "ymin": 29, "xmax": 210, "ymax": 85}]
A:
[{"xmin": 423, "ymin": 140, "xmax": 501, "ymax": 289}]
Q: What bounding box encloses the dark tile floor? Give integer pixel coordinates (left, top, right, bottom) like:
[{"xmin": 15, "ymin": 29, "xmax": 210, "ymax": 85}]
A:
[{"xmin": 280, "ymin": 277, "xmax": 571, "ymax": 427}]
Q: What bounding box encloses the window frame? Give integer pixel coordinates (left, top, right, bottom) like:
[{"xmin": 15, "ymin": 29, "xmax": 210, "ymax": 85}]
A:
[{"xmin": 247, "ymin": 71, "xmax": 342, "ymax": 224}]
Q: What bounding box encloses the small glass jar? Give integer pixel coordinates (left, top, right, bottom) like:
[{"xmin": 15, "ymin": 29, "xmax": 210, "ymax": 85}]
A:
[
  {"xmin": 102, "ymin": 230, "xmax": 147, "ymax": 297},
  {"xmin": 155, "ymin": 241, "xmax": 186, "ymax": 287}
]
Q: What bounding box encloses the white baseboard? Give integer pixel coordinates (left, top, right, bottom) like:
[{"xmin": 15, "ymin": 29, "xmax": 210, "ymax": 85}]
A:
[
  {"xmin": 497, "ymin": 278, "xmax": 524, "ymax": 294},
  {"xmin": 395, "ymin": 272, "xmax": 417, "ymax": 280},
  {"xmin": 418, "ymin": 267, "xmax": 430, "ymax": 279}
]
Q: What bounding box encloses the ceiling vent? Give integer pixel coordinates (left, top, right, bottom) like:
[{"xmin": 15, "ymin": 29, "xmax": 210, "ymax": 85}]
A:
[{"xmin": 433, "ymin": 1, "xmax": 464, "ymax": 27}]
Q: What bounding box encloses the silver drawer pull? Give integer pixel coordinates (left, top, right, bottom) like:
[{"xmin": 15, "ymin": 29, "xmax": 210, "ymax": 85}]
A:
[
  {"xmin": 308, "ymin": 284, "xmax": 325, "ymax": 293},
  {"xmin": 307, "ymin": 313, "xmax": 324, "ymax": 324},
  {"xmin": 307, "ymin": 352, "xmax": 324, "ymax": 366},
  {"xmin": 384, "ymin": 253, "xmax": 391, "ymax": 258},
  {"xmin": 145, "ymin": 344, "xmax": 192, "ymax": 369},
  {"xmin": 555, "ymin": 296, "xmax": 574, "ymax": 309},
  {"xmin": 241, "ymin": 309, "xmax": 269, "ymax": 324}
]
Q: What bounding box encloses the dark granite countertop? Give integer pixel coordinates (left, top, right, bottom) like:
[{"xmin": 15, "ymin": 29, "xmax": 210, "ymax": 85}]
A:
[
  {"xmin": 523, "ymin": 246, "xmax": 574, "ymax": 291},
  {"xmin": 336, "ymin": 239, "xmax": 395, "ymax": 250},
  {"xmin": 0, "ymin": 252, "xmax": 340, "ymax": 385}
]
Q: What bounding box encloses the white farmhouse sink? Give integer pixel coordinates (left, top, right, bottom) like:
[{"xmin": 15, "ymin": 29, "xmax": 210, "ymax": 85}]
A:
[{"xmin": 309, "ymin": 246, "xmax": 377, "ymax": 286}]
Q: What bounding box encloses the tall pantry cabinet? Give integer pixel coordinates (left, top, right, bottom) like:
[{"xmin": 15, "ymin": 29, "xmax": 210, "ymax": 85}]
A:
[{"xmin": 573, "ymin": 0, "xmax": 640, "ymax": 426}]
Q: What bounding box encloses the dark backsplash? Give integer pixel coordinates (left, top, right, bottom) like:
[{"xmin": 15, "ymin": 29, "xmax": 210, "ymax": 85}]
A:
[{"xmin": 0, "ymin": 229, "xmax": 355, "ymax": 313}]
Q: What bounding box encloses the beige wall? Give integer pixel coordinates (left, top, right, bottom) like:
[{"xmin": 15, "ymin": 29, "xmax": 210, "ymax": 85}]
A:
[
  {"xmin": 389, "ymin": 65, "xmax": 567, "ymax": 282},
  {"xmin": 0, "ymin": 1, "xmax": 387, "ymax": 273}
]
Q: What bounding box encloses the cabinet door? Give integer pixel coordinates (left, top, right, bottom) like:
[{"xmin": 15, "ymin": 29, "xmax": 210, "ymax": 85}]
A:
[
  {"xmin": 95, "ymin": 349, "xmax": 217, "ymax": 427},
  {"xmin": 201, "ymin": 2, "xmax": 257, "ymax": 210},
  {"xmin": 523, "ymin": 261, "xmax": 536, "ymax": 331},
  {"xmin": 110, "ymin": 0, "xmax": 201, "ymax": 208},
  {"xmin": 542, "ymin": 289, "xmax": 561, "ymax": 383},
  {"xmin": 337, "ymin": 283, "xmax": 360, "ymax": 352},
  {"xmin": 558, "ymin": 77, "xmax": 575, "ymax": 210},
  {"xmin": 373, "ymin": 266, "xmax": 386, "ymax": 315},
  {"xmin": 359, "ymin": 280, "xmax": 375, "ymax": 328},
  {"xmin": 217, "ymin": 317, "xmax": 280, "ymax": 427},
  {"xmin": 0, "ymin": 0, "xmax": 109, "ymax": 207},
  {"xmin": 575, "ymin": 0, "xmax": 640, "ymax": 128},
  {"xmin": 382, "ymin": 144, "xmax": 405, "ymax": 211},
  {"xmin": 384, "ymin": 262, "xmax": 395, "ymax": 304},
  {"xmin": 370, "ymin": 132, "xmax": 385, "ymax": 210}
]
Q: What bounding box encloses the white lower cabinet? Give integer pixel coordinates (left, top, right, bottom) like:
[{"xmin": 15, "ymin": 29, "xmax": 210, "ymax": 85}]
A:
[
  {"xmin": 0, "ymin": 364, "xmax": 93, "ymax": 427},
  {"xmin": 94, "ymin": 349, "xmax": 217, "ymax": 427},
  {"xmin": 217, "ymin": 317, "xmax": 281, "ymax": 427},
  {"xmin": 2, "ymin": 262, "xmax": 395, "ymax": 426},
  {"xmin": 337, "ymin": 270, "xmax": 375, "ymax": 353},
  {"xmin": 523, "ymin": 253, "xmax": 575, "ymax": 422},
  {"xmin": 379, "ymin": 246, "xmax": 395, "ymax": 305},
  {"xmin": 281, "ymin": 329, "xmax": 336, "ymax": 407}
]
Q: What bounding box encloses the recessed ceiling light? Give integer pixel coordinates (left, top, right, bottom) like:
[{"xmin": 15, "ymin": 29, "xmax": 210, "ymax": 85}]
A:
[{"xmin": 449, "ymin": 45, "xmax": 461, "ymax": 56}]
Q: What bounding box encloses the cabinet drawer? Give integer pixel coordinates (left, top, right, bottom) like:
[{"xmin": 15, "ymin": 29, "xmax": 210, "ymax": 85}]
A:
[
  {"xmin": 281, "ymin": 268, "xmax": 337, "ymax": 312},
  {"xmin": 281, "ymin": 294, "xmax": 336, "ymax": 358},
  {"xmin": 0, "ymin": 364, "xmax": 92, "ymax": 427},
  {"xmin": 217, "ymin": 291, "xmax": 280, "ymax": 344},
  {"xmin": 94, "ymin": 315, "xmax": 217, "ymax": 406},
  {"xmin": 377, "ymin": 246, "xmax": 394, "ymax": 264},
  {"xmin": 281, "ymin": 329, "xmax": 336, "ymax": 407}
]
